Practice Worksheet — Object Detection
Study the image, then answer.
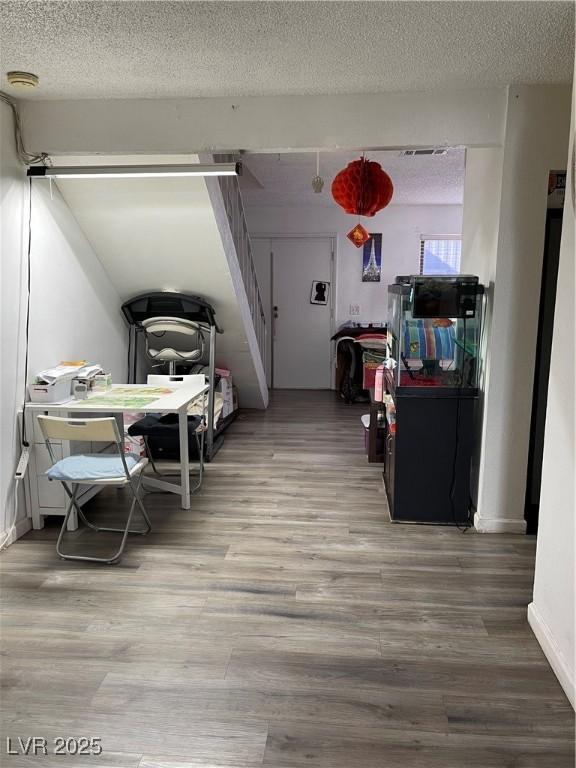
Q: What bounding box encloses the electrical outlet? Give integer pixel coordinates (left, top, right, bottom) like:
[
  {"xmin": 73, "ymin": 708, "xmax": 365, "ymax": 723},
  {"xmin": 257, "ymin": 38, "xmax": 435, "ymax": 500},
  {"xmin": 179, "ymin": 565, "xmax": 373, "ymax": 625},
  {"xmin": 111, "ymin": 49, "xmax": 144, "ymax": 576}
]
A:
[{"xmin": 349, "ymin": 304, "xmax": 360, "ymax": 316}]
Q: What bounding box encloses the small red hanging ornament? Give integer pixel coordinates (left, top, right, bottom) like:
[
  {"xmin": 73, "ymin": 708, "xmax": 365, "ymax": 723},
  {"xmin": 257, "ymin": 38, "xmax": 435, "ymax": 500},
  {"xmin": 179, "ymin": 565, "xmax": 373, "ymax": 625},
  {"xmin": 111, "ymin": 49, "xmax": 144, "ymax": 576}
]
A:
[
  {"xmin": 346, "ymin": 223, "xmax": 370, "ymax": 248},
  {"xmin": 332, "ymin": 157, "xmax": 394, "ymax": 217}
]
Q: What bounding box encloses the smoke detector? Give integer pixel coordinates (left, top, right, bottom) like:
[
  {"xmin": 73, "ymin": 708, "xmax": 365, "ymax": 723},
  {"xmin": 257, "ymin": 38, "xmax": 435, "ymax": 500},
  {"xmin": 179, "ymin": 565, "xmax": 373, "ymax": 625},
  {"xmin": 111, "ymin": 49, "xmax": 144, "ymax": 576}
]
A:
[{"xmin": 6, "ymin": 71, "xmax": 39, "ymax": 89}]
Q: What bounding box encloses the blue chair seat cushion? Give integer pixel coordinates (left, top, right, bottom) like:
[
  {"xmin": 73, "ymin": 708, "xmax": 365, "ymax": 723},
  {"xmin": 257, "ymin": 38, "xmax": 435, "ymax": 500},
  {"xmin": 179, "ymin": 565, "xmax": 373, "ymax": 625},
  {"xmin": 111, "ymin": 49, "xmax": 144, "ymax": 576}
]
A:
[
  {"xmin": 127, "ymin": 413, "xmax": 202, "ymax": 437},
  {"xmin": 47, "ymin": 453, "xmax": 140, "ymax": 482}
]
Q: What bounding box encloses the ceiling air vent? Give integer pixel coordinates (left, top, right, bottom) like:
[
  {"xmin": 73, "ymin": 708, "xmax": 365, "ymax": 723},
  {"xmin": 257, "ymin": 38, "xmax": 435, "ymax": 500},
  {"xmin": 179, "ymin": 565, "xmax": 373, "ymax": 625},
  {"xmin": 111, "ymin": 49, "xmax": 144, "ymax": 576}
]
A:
[{"xmin": 400, "ymin": 148, "xmax": 448, "ymax": 157}]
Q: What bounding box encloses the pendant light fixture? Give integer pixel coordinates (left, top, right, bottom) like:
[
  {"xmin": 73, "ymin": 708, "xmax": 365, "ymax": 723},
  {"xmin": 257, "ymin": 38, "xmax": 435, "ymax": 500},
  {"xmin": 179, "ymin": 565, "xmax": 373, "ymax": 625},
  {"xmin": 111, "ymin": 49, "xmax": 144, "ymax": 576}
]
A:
[{"xmin": 311, "ymin": 151, "xmax": 324, "ymax": 193}]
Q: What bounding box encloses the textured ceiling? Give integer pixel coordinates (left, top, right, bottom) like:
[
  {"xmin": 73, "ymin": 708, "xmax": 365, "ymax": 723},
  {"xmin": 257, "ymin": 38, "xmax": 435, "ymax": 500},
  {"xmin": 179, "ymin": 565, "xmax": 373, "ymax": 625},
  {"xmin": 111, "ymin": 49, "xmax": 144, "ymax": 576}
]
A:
[
  {"xmin": 0, "ymin": 1, "xmax": 573, "ymax": 100},
  {"xmin": 241, "ymin": 148, "xmax": 466, "ymax": 207}
]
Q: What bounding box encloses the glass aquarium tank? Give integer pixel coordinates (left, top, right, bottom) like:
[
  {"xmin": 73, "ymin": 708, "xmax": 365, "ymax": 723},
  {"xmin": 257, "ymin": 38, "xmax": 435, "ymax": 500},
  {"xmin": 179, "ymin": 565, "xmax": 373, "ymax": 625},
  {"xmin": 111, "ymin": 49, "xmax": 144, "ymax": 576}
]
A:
[{"xmin": 386, "ymin": 275, "xmax": 484, "ymax": 395}]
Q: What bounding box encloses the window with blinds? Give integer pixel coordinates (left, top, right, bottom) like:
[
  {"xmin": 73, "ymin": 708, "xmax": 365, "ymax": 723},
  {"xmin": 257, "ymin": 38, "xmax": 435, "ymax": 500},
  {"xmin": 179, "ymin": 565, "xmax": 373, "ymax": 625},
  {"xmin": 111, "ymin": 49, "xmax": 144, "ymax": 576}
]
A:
[{"xmin": 419, "ymin": 237, "xmax": 462, "ymax": 275}]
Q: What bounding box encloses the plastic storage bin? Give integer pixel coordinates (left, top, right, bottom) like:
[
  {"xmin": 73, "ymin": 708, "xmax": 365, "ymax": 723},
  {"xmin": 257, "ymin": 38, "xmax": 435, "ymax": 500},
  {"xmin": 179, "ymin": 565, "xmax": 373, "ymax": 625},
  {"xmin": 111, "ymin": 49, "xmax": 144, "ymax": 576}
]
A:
[{"xmin": 28, "ymin": 378, "xmax": 72, "ymax": 404}]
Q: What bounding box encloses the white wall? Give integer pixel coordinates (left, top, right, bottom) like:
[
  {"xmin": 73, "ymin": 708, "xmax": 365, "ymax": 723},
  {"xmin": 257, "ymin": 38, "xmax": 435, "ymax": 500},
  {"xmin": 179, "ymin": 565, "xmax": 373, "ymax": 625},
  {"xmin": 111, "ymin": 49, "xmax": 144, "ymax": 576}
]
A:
[
  {"xmin": 28, "ymin": 184, "xmax": 128, "ymax": 378},
  {"xmin": 460, "ymin": 147, "xmax": 505, "ymax": 504},
  {"xmin": 245, "ymin": 204, "xmax": 463, "ymax": 327},
  {"xmin": 528, "ymin": 75, "xmax": 575, "ymax": 707},
  {"xmin": 0, "ymin": 102, "xmax": 29, "ymax": 545},
  {"xmin": 469, "ymin": 85, "xmax": 571, "ymax": 534},
  {"xmin": 0, "ymin": 101, "xmax": 128, "ymax": 546}
]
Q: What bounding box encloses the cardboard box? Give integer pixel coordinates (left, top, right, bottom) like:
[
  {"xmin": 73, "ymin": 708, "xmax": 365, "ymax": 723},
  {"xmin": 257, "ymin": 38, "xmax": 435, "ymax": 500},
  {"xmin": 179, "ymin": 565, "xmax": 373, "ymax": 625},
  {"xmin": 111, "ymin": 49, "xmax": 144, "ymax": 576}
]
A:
[{"xmin": 218, "ymin": 376, "xmax": 234, "ymax": 418}]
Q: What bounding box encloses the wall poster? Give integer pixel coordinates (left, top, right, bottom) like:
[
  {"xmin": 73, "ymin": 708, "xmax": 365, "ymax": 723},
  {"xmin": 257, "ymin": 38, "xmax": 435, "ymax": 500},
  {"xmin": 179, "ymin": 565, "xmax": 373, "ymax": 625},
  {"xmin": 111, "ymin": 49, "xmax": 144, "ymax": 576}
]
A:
[{"xmin": 362, "ymin": 233, "xmax": 382, "ymax": 282}]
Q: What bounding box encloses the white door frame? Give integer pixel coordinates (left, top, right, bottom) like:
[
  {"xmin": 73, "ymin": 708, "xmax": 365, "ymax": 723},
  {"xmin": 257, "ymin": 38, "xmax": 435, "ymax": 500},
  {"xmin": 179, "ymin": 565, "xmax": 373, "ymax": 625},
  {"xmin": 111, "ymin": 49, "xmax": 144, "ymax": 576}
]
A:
[{"xmin": 252, "ymin": 234, "xmax": 337, "ymax": 390}]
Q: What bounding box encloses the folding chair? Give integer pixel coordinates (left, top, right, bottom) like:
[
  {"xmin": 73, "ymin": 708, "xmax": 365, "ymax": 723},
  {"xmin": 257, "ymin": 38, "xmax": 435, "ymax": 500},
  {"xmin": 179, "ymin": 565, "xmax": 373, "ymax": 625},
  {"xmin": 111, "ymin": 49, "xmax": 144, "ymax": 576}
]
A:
[{"xmin": 37, "ymin": 415, "xmax": 151, "ymax": 565}]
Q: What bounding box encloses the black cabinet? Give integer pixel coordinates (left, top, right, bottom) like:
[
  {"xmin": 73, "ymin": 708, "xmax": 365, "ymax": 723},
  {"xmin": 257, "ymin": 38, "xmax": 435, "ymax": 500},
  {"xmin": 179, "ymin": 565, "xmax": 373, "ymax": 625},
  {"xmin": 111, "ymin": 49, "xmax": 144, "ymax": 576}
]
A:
[{"xmin": 384, "ymin": 393, "xmax": 476, "ymax": 525}]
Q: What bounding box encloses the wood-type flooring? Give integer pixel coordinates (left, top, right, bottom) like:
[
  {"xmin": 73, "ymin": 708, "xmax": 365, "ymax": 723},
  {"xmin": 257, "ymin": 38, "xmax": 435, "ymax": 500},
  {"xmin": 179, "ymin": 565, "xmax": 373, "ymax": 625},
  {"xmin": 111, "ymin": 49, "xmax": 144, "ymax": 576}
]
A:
[{"xmin": 1, "ymin": 390, "xmax": 573, "ymax": 767}]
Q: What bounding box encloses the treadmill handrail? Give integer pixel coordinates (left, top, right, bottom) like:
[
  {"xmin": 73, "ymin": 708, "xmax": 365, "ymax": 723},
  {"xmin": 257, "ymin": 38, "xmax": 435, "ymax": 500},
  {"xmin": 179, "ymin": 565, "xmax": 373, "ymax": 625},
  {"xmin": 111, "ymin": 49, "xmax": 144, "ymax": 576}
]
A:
[{"xmin": 121, "ymin": 292, "xmax": 223, "ymax": 333}]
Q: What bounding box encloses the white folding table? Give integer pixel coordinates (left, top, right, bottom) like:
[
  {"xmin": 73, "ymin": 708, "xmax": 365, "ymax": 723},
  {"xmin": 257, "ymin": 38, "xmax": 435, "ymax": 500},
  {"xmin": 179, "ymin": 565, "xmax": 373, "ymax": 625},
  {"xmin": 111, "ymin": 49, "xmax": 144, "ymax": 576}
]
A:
[{"xmin": 25, "ymin": 382, "xmax": 209, "ymax": 528}]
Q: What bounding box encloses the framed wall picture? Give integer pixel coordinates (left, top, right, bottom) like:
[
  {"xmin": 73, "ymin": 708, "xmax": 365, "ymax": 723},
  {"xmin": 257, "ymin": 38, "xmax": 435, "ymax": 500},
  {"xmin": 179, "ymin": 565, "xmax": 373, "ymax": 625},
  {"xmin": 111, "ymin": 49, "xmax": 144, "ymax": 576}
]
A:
[
  {"xmin": 310, "ymin": 280, "xmax": 330, "ymax": 305},
  {"xmin": 362, "ymin": 233, "xmax": 382, "ymax": 282}
]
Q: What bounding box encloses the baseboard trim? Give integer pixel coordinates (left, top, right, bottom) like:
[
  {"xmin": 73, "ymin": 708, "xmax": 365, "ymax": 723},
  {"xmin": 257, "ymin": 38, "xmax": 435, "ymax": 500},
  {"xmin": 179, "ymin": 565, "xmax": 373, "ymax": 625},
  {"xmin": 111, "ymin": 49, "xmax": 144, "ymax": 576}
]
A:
[
  {"xmin": 1, "ymin": 516, "xmax": 32, "ymax": 548},
  {"xmin": 528, "ymin": 602, "xmax": 575, "ymax": 708},
  {"xmin": 474, "ymin": 511, "xmax": 527, "ymax": 534}
]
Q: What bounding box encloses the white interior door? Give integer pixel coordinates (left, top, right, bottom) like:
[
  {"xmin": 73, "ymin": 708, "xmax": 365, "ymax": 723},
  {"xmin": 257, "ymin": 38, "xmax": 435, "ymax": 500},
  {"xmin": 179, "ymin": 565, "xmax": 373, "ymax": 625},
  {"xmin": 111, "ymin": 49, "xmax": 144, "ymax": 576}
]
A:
[{"xmin": 271, "ymin": 237, "xmax": 333, "ymax": 389}]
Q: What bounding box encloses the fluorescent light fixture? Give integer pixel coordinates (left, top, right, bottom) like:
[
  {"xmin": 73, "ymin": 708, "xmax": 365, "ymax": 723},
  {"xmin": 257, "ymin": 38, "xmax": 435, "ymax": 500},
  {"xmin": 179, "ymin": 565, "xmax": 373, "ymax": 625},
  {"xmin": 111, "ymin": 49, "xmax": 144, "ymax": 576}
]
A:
[{"xmin": 27, "ymin": 162, "xmax": 241, "ymax": 179}]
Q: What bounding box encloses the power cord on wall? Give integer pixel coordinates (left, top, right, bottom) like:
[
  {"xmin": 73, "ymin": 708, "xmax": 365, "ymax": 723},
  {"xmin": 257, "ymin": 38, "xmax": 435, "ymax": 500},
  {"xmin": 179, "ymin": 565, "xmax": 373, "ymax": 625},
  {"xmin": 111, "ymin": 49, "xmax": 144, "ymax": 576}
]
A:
[
  {"xmin": 21, "ymin": 176, "xmax": 33, "ymax": 448},
  {"xmin": 127, "ymin": 325, "xmax": 133, "ymax": 384},
  {"xmin": 465, "ymin": 291, "xmax": 488, "ymax": 527},
  {"xmin": 0, "ymin": 91, "xmax": 49, "ymax": 165}
]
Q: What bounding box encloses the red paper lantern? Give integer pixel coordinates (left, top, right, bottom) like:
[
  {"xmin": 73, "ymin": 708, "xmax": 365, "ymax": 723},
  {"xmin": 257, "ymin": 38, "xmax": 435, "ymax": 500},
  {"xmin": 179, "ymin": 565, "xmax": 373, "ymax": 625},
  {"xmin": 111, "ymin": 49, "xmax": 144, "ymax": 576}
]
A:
[{"xmin": 332, "ymin": 158, "xmax": 394, "ymax": 217}]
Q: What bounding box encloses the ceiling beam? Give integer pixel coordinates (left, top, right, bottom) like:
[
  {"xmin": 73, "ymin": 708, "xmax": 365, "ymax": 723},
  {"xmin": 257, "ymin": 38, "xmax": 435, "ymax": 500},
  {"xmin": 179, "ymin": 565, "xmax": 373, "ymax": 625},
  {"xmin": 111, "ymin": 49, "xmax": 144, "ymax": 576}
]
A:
[{"xmin": 21, "ymin": 88, "xmax": 508, "ymax": 157}]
